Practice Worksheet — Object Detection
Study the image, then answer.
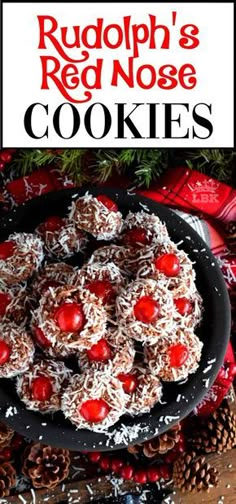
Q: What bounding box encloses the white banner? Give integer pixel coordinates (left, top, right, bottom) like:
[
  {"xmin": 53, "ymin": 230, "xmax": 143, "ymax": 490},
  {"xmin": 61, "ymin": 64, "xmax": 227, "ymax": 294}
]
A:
[{"xmin": 2, "ymin": 2, "xmax": 234, "ymax": 147}]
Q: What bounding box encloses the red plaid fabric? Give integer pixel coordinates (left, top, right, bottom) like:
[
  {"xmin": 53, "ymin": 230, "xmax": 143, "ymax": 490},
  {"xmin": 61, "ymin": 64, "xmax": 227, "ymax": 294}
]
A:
[{"xmin": 139, "ymin": 166, "xmax": 236, "ymax": 223}]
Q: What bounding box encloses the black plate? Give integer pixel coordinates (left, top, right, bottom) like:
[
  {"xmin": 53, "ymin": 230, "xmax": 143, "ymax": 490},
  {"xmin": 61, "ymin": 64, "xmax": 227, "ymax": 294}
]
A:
[{"xmin": 0, "ymin": 187, "xmax": 231, "ymax": 451}]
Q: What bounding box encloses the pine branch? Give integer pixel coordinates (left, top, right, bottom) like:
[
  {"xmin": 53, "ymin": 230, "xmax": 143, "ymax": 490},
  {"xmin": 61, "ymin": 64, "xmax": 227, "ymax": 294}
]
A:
[
  {"xmin": 134, "ymin": 149, "xmax": 169, "ymax": 187},
  {"xmin": 10, "ymin": 149, "xmax": 57, "ymax": 176},
  {"xmin": 7, "ymin": 147, "xmax": 236, "ymax": 188},
  {"xmin": 185, "ymin": 149, "xmax": 236, "ymax": 184},
  {"xmin": 59, "ymin": 149, "xmax": 89, "ymax": 184}
]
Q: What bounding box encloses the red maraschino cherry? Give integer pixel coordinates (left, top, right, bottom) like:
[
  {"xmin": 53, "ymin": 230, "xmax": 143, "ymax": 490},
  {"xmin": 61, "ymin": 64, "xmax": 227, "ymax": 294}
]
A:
[
  {"xmin": 0, "ymin": 241, "xmax": 16, "ymax": 260},
  {"xmin": 174, "ymin": 297, "xmax": 193, "ymax": 315},
  {"xmin": 117, "ymin": 373, "xmax": 138, "ymax": 394},
  {"xmin": 33, "ymin": 327, "xmax": 51, "ymax": 348},
  {"xmin": 122, "ymin": 227, "xmax": 151, "ymax": 247},
  {"xmin": 0, "ymin": 340, "xmax": 11, "ymax": 365},
  {"xmin": 54, "ymin": 303, "xmax": 85, "ymax": 332},
  {"xmin": 42, "ymin": 215, "xmax": 64, "ymax": 232},
  {"xmin": 168, "ymin": 343, "xmax": 189, "ymax": 368},
  {"xmin": 80, "ymin": 399, "xmax": 110, "ymax": 423},
  {"xmin": 87, "ymin": 339, "xmax": 112, "ymax": 362},
  {"xmin": 134, "ymin": 295, "xmax": 160, "ymax": 324},
  {"xmin": 86, "ymin": 280, "xmax": 114, "ymax": 304},
  {"xmin": 31, "ymin": 376, "xmax": 53, "ymax": 401},
  {"xmin": 134, "ymin": 469, "xmax": 147, "ymax": 484},
  {"xmin": 154, "ymin": 253, "xmax": 180, "ymax": 277},
  {"xmin": 96, "ymin": 195, "xmax": 118, "ymax": 212},
  {"xmin": 0, "ymin": 292, "xmax": 11, "ymax": 316}
]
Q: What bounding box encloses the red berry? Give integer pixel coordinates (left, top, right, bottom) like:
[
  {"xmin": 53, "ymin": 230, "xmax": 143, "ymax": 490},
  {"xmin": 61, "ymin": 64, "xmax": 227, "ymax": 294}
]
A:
[
  {"xmin": 87, "ymin": 451, "xmax": 101, "ymax": 463},
  {"xmin": 42, "ymin": 215, "xmax": 64, "ymax": 232},
  {"xmin": 31, "ymin": 376, "xmax": 53, "ymax": 401},
  {"xmin": 87, "ymin": 338, "xmax": 112, "ymax": 362},
  {"xmin": 174, "ymin": 441, "xmax": 186, "ymax": 454},
  {"xmin": 80, "ymin": 399, "xmax": 110, "ymax": 423},
  {"xmin": 0, "ymin": 241, "xmax": 16, "ymax": 260},
  {"xmin": 0, "ymin": 151, "xmax": 12, "ymax": 163},
  {"xmin": 111, "ymin": 458, "xmax": 124, "ymax": 473},
  {"xmin": 0, "ymin": 340, "xmax": 11, "ymax": 365},
  {"xmin": 117, "ymin": 373, "xmax": 138, "ymax": 394},
  {"xmin": 54, "ymin": 303, "xmax": 85, "ymax": 332},
  {"xmin": 174, "ymin": 297, "xmax": 193, "ymax": 315},
  {"xmin": 147, "ymin": 467, "xmax": 160, "ymax": 482},
  {"xmin": 99, "ymin": 456, "xmax": 111, "ymax": 471},
  {"xmin": 33, "ymin": 327, "xmax": 51, "ymax": 348},
  {"xmin": 159, "ymin": 464, "xmax": 172, "ymax": 480},
  {"xmin": 168, "ymin": 343, "xmax": 189, "ymax": 368},
  {"xmin": 164, "ymin": 451, "xmax": 178, "ymax": 464},
  {"xmin": 134, "ymin": 295, "xmax": 160, "ymax": 324},
  {"xmin": 154, "ymin": 253, "xmax": 180, "ymax": 277},
  {"xmin": 177, "ymin": 432, "xmax": 185, "ymax": 445},
  {"xmin": 10, "ymin": 433, "xmax": 24, "ymax": 450},
  {"xmin": 119, "ymin": 464, "xmax": 134, "ymax": 480},
  {"xmin": 0, "ymin": 447, "xmax": 12, "ymax": 460},
  {"xmin": 86, "ymin": 280, "xmax": 114, "ymax": 304},
  {"xmin": 0, "ymin": 292, "xmax": 11, "ymax": 316},
  {"xmin": 134, "ymin": 469, "xmax": 147, "ymax": 484},
  {"xmin": 96, "ymin": 195, "xmax": 118, "ymax": 212},
  {"xmin": 122, "ymin": 227, "xmax": 151, "ymax": 247},
  {"xmin": 0, "ymin": 161, "xmax": 5, "ymax": 172}
]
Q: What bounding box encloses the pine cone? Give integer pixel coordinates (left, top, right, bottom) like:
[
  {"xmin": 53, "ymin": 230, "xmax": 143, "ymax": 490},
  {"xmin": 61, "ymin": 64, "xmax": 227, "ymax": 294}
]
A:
[
  {"xmin": 173, "ymin": 451, "xmax": 219, "ymax": 492},
  {"xmin": 144, "ymin": 424, "xmax": 181, "ymax": 456},
  {"xmin": 22, "ymin": 443, "xmax": 71, "ymax": 489},
  {"xmin": 128, "ymin": 424, "xmax": 181, "ymax": 458},
  {"xmin": 0, "ymin": 422, "xmax": 14, "ymax": 449},
  {"xmin": 190, "ymin": 405, "xmax": 236, "ymax": 454},
  {"xmin": 0, "ymin": 462, "xmax": 16, "ymax": 498}
]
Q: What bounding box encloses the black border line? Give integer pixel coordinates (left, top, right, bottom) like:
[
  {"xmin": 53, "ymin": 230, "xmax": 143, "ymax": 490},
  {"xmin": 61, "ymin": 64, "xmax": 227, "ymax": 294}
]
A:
[{"xmin": 0, "ymin": 1, "xmax": 235, "ymax": 149}]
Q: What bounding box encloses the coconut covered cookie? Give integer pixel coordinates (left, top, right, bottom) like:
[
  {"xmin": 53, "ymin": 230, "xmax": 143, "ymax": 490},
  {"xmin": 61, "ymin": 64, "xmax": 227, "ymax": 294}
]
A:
[
  {"xmin": 16, "ymin": 359, "xmax": 72, "ymax": 413},
  {"xmin": 88, "ymin": 245, "xmax": 136, "ymax": 277},
  {"xmin": 31, "ymin": 262, "xmax": 76, "ymax": 298},
  {"xmin": 120, "ymin": 210, "xmax": 170, "ymax": 248},
  {"xmin": 78, "ymin": 327, "xmax": 135, "ymax": 375},
  {"xmin": 61, "ymin": 370, "xmax": 128, "ymax": 432},
  {"xmin": 69, "ymin": 193, "xmax": 123, "ymax": 240},
  {"xmin": 0, "ymin": 282, "xmax": 33, "ymax": 325},
  {"xmin": 135, "ymin": 242, "xmax": 197, "ymax": 297},
  {"xmin": 36, "ymin": 215, "xmax": 88, "ymax": 260},
  {"xmin": 116, "ymin": 278, "xmax": 201, "ymax": 344},
  {"xmin": 144, "ymin": 330, "xmax": 203, "ymax": 382},
  {"xmin": 0, "ymin": 233, "xmax": 44, "ymax": 286},
  {"xmin": 0, "ymin": 322, "xmax": 35, "ymax": 378},
  {"xmin": 75, "ymin": 262, "xmax": 125, "ymax": 313},
  {"xmin": 117, "ymin": 366, "xmax": 162, "ymax": 415},
  {"xmin": 32, "ymin": 285, "xmax": 107, "ymax": 357}
]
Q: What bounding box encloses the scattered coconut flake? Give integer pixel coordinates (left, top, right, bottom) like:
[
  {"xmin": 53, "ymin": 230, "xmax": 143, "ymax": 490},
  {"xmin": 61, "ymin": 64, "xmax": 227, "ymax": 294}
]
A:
[
  {"xmin": 18, "ymin": 496, "xmax": 27, "ymax": 504},
  {"xmin": 207, "ymin": 358, "xmax": 216, "ymax": 364},
  {"xmin": 86, "ymin": 484, "xmax": 93, "ymax": 495},
  {"xmin": 203, "ymin": 377, "xmax": 210, "ymax": 388},
  {"xmin": 203, "ymin": 364, "xmax": 213, "ymax": 374},
  {"xmin": 30, "ymin": 488, "xmax": 36, "ymax": 504}
]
